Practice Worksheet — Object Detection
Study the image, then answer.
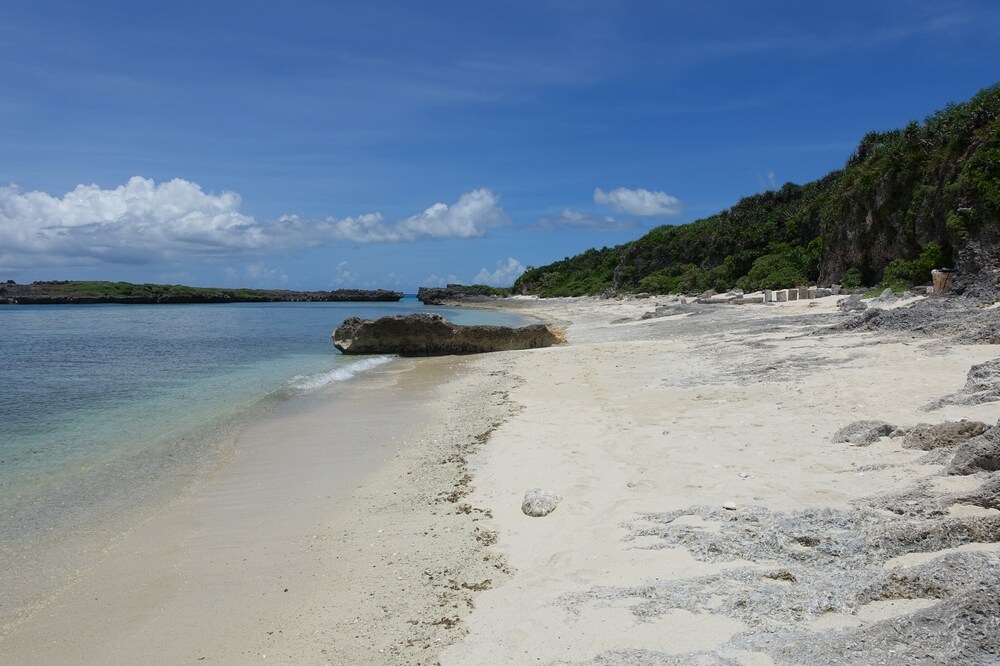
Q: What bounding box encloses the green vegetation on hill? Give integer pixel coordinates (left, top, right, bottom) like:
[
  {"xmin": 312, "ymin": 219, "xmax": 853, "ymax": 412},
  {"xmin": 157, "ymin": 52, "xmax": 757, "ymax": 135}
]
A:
[
  {"xmin": 46, "ymin": 281, "xmax": 272, "ymax": 300},
  {"xmin": 517, "ymin": 247, "xmax": 624, "ymax": 297},
  {"xmin": 515, "ymin": 83, "xmax": 1000, "ymax": 297},
  {"xmin": 443, "ymin": 284, "xmax": 513, "ymax": 297},
  {"xmin": 0, "ymin": 281, "xmax": 404, "ymax": 304}
]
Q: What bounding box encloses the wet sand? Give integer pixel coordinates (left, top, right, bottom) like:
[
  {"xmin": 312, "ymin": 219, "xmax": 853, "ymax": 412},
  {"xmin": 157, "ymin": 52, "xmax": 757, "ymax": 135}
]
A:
[{"xmin": 1, "ymin": 355, "xmax": 519, "ymax": 664}]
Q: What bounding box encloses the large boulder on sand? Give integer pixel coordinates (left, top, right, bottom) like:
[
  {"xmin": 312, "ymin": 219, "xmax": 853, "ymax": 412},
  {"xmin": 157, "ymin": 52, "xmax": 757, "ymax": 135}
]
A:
[
  {"xmin": 902, "ymin": 421, "xmax": 989, "ymax": 450},
  {"xmin": 947, "ymin": 421, "xmax": 1000, "ymax": 475},
  {"xmin": 332, "ymin": 313, "xmax": 564, "ymax": 356}
]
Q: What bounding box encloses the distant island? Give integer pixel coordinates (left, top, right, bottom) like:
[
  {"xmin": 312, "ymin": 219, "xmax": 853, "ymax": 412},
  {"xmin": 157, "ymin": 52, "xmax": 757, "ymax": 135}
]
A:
[{"xmin": 0, "ymin": 280, "xmax": 403, "ymax": 305}]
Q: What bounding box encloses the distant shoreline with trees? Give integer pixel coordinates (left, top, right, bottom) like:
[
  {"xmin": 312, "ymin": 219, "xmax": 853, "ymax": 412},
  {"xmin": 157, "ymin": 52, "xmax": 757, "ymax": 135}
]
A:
[{"xmin": 0, "ymin": 280, "xmax": 403, "ymax": 305}]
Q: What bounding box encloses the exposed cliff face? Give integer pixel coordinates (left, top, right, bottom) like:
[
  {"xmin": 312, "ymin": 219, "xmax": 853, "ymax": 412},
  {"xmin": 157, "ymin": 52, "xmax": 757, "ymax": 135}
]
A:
[
  {"xmin": 332, "ymin": 313, "xmax": 564, "ymax": 356},
  {"xmin": 813, "ymin": 168, "xmax": 949, "ymax": 286},
  {"xmin": 814, "ymin": 90, "xmax": 1000, "ymax": 291},
  {"xmin": 953, "ymin": 217, "xmax": 1000, "ymax": 298},
  {"xmin": 515, "ymin": 83, "xmax": 1000, "ymax": 298}
]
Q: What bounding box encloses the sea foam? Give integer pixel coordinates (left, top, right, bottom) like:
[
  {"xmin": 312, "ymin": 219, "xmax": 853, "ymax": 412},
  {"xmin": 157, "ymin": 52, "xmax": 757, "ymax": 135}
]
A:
[{"xmin": 287, "ymin": 355, "xmax": 395, "ymax": 390}]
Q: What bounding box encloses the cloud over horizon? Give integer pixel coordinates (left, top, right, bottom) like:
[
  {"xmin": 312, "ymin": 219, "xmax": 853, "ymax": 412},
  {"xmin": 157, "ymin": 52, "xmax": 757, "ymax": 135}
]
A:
[
  {"xmin": 533, "ymin": 208, "xmax": 639, "ymax": 231},
  {"xmin": 593, "ymin": 187, "xmax": 683, "ymax": 217},
  {"xmin": 473, "ymin": 257, "xmax": 525, "ymax": 286},
  {"xmin": 0, "ymin": 177, "xmax": 509, "ymax": 268}
]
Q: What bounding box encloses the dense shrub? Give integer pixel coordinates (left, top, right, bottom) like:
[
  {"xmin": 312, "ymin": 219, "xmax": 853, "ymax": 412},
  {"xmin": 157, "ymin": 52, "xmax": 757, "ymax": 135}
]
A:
[
  {"xmin": 880, "ymin": 242, "xmax": 949, "ymax": 290},
  {"xmin": 841, "ymin": 268, "xmax": 865, "ymax": 289}
]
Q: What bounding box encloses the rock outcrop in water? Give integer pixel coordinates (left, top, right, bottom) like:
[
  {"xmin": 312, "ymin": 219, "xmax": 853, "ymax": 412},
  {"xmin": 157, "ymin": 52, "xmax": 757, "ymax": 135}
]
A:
[
  {"xmin": 416, "ymin": 284, "xmax": 505, "ymax": 305},
  {"xmin": 325, "ymin": 289, "xmax": 404, "ymax": 302},
  {"xmin": 332, "ymin": 313, "xmax": 564, "ymax": 356}
]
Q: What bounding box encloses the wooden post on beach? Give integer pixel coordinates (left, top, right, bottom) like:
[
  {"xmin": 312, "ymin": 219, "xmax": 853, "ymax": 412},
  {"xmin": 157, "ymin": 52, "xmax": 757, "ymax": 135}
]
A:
[{"xmin": 931, "ymin": 269, "xmax": 954, "ymax": 294}]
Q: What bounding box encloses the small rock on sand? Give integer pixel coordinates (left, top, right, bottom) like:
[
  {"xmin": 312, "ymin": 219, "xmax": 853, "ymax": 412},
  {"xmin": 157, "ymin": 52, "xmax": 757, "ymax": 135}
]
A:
[
  {"xmin": 837, "ymin": 294, "xmax": 868, "ymax": 312},
  {"xmin": 521, "ymin": 489, "xmax": 561, "ymax": 517}
]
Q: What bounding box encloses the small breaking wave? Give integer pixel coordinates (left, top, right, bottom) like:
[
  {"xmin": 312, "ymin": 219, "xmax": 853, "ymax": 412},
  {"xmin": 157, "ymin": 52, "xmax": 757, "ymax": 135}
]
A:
[{"xmin": 286, "ymin": 355, "xmax": 395, "ymax": 390}]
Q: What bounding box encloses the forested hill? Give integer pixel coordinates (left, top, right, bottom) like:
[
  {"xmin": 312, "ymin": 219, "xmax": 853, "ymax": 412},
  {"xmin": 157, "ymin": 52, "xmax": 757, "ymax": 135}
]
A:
[{"xmin": 515, "ymin": 83, "xmax": 1000, "ymax": 298}]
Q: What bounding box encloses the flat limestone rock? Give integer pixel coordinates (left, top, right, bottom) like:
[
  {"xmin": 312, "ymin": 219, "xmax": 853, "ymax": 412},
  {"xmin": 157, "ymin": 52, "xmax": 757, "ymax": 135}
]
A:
[
  {"xmin": 831, "ymin": 420, "xmax": 897, "ymax": 446},
  {"xmin": 332, "ymin": 313, "xmax": 564, "ymax": 356}
]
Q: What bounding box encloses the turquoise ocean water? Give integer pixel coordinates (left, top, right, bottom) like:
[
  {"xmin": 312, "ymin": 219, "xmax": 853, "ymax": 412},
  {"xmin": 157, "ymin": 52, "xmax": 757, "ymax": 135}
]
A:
[{"xmin": 0, "ymin": 299, "xmax": 525, "ymax": 543}]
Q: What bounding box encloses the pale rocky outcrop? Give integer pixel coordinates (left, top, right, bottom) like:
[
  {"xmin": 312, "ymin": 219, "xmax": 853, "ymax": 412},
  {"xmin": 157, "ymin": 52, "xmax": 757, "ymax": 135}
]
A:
[
  {"xmin": 923, "ymin": 358, "xmax": 1000, "ymax": 411},
  {"xmin": 332, "ymin": 313, "xmax": 564, "ymax": 356}
]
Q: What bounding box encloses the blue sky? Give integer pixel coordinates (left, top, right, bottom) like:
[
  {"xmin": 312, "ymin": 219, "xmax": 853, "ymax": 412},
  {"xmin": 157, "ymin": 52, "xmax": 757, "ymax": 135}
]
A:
[{"xmin": 2, "ymin": 1, "xmax": 999, "ymax": 291}]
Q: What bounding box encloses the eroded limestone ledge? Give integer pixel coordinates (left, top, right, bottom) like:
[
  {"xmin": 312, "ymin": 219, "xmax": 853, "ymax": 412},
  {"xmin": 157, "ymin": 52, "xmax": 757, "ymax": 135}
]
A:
[{"xmin": 332, "ymin": 312, "xmax": 564, "ymax": 356}]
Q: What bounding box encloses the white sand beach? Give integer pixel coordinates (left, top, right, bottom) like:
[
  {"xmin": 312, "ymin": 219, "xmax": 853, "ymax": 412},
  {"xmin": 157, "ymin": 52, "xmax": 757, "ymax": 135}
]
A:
[
  {"xmin": 5, "ymin": 294, "xmax": 1000, "ymax": 664},
  {"xmin": 440, "ymin": 296, "xmax": 1000, "ymax": 664}
]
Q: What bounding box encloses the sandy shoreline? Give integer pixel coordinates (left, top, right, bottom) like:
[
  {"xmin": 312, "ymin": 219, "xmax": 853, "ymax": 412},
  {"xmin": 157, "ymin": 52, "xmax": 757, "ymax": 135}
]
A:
[
  {"xmin": 5, "ymin": 294, "xmax": 1000, "ymax": 664},
  {"xmin": 1, "ymin": 353, "xmax": 521, "ymax": 664}
]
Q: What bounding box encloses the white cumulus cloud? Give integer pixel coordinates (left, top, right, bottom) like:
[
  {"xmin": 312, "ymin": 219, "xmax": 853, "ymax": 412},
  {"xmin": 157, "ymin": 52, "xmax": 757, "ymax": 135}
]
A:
[
  {"xmin": 423, "ymin": 273, "xmax": 462, "ymax": 288},
  {"xmin": 0, "ymin": 177, "xmax": 509, "ymax": 268},
  {"xmin": 593, "ymin": 187, "xmax": 683, "ymax": 217},
  {"xmin": 223, "ymin": 262, "xmax": 289, "ymax": 286},
  {"xmin": 534, "ymin": 208, "xmax": 639, "ymax": 231},
  {"xmin": 473, "ymin": 257, "xmax": 525, "ymax": 286},
  {"xmin": 756, "ymin": 171, "xmax": 778, "ymax": 190},
  {"xmin": 331, "ymin": 260, "xmax": 358, "ymax": 285},
  {"xmin": 395, "ymin": 189, "xmax": 508, "ymax": 240}
]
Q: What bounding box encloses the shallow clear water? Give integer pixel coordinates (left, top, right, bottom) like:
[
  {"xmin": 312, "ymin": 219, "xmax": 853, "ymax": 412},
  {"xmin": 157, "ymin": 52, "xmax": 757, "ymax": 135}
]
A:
[{"xmin": 0, "ymin": 300, "xmax": 525, "ymax": 523}]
